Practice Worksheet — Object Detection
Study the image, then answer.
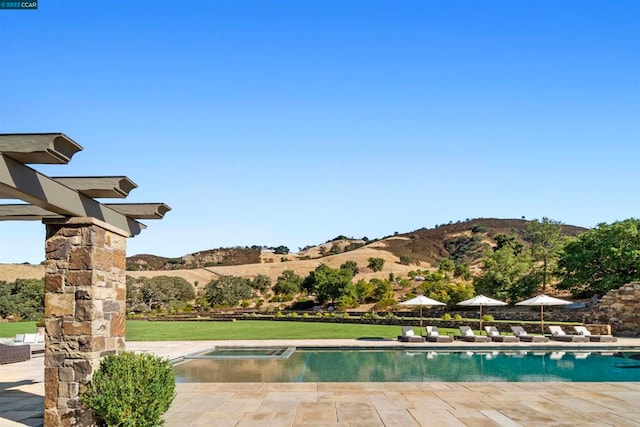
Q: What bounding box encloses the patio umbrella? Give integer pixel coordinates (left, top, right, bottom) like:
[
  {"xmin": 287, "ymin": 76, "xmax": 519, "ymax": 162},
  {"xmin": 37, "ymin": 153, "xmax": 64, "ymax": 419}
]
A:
[
  {"xmin": 516, "ymin": 294, "xmax": 572, "ymax": 335},
  {"xmin": 398, "ymin": 295, "xmax": 445, "ymax": 334},
  {"xmin": 457, "ymin": 295, "xmax": 507, "ymax": 333}
]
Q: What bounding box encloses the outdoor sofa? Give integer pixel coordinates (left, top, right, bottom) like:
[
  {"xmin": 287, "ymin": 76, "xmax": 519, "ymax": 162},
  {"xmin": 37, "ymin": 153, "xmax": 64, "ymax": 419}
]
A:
[{"xmin": 0, "ymin": 342, "xmax": 31, "ymax": 364}]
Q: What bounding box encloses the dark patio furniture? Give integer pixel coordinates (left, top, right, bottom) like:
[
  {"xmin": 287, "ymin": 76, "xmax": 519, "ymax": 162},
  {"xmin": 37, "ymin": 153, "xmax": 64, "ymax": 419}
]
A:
[{"xmin": 0, "ymin": 343, "xmax": 31, "ymax": 364}]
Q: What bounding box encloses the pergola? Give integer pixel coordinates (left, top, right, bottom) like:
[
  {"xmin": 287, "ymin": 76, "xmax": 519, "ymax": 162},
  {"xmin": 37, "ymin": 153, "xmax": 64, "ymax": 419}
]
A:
[{"xmin": 0, "ymin": 133, "xmax": 170, "ymax": 426}]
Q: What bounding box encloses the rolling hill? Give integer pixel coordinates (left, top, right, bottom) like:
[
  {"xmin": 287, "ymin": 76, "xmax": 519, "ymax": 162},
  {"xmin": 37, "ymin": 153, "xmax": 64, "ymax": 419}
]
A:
[{"xmin": 0, "ymin": 218, "xmax": 588, "ymax": 294}]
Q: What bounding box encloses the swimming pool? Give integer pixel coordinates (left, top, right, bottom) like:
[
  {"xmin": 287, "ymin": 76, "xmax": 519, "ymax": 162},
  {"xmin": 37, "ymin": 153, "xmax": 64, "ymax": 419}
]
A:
[{"xmin": 174, "ymin": 348, "xmax": 640, "ymax": 383}]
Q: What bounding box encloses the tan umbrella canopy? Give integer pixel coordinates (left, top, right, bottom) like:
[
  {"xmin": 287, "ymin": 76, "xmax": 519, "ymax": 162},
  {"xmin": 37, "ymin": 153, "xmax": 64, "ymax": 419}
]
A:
[
  {"xmin": 457, "ymin": 295, "xmax": 507, "ymax": 332},
  {"xmin": 398, "ymin": 295, "xmax": 445, "ymax": 334},
  {"xmin": 516, "ymin": 294, "xmax": 572, "ymax": 334}
]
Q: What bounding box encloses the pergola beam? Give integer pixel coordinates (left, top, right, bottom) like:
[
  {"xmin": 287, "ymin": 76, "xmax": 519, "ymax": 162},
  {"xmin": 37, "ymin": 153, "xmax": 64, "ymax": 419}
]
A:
[
  {"xmin": 51, "ymin": 176, "xmax": 138, "ymax": 198},
  {"xmin": 0, "ymin": 133, "xmax": 82, "ymax": 164},
  {"xmin": 0, "ymin": 203, "xmax": 170, "ymax": 220},
  {"xmin": 0, "ymin": 176, "xmax": 138, "ymax": 199},
  {"xmin": 0, "ymin": 154, "xmax": 144, "ymax": 236}
]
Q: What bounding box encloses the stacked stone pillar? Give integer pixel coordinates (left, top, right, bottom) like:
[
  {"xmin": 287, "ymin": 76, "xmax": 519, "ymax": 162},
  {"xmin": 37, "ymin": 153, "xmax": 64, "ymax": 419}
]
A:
[{"xmin": 43, "ymin": 217, "xmax": 128, "ymax": 426}]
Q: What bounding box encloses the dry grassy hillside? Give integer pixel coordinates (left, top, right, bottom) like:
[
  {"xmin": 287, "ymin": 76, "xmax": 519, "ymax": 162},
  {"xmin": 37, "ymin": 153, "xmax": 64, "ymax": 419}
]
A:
[
  {"xmin": 0, "ymin": 240, "xmax": 422, "ymax": 295},
  {"xmin": 0, "ymin": 264, "xmax": 44, "ymax": 282},
  {"xmin": 129, "ymin": 240, "xmax": 420, "ymax": 293},
  {"xmin": 1, "ymin": 219, "xmax": 588, "ymax": 296}
]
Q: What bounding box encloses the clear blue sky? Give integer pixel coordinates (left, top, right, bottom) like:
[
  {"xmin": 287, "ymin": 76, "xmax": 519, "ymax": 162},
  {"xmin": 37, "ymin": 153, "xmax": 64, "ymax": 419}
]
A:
[{"xmin": 1, "ymin": 1, "xmax": 638, "ymax": 264}]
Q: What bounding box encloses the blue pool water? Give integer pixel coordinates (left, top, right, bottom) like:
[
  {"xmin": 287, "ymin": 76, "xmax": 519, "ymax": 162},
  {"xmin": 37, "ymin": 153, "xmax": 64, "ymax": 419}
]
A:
[{"xmin": 174, "ymin": 348, "xmax": 640, "ymax": 382}]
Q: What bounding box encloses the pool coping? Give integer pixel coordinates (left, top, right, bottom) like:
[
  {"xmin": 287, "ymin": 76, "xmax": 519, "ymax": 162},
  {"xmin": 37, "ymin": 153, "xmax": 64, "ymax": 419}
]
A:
[{"xmin": 2, "ymin": 338, "xmax": 640, "ymax": 426}]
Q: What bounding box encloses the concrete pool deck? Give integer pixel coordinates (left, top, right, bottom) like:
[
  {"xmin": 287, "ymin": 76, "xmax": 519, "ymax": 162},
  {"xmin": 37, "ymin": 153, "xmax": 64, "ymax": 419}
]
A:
[{"xmin": 2, "ymin": 338, "xmax": 639, "ymax": 426}]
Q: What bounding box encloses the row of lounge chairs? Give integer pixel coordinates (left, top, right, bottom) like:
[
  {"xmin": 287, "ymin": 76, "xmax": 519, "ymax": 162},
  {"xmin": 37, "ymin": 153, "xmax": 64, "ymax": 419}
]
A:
[{"xmin": 398, "ymin": 325, "xmax": 616, "ymax": 343}]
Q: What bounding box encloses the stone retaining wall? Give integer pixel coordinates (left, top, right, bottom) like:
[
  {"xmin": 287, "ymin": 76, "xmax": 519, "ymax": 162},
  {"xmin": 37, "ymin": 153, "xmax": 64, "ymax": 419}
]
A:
[{"xmin": 592, "ymin": 282, "xmax": 640, "ymax": 337}]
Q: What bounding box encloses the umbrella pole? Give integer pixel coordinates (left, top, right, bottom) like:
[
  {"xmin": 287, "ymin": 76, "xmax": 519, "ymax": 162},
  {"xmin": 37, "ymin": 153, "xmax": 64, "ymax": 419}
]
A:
[
  {"xmin": 420, "ymin": 307, "xmax": 423, "ymax": 335},
  {"xmin": 479, "ymin": 305, "xmax": 483, "ymax": 334},
  {"xmin": 540, "ymin": 305, "xmax": 544, "ymax": 335}
]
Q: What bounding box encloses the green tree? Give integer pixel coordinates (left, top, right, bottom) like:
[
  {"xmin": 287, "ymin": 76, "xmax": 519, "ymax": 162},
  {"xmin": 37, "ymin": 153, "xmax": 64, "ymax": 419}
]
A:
[
  {"xmin": 273, "ymin": 270, "xmax": 303, "ymax": 296},
  {"xmin": 328, "ymin": 244, "xmax": 342, "ymax": 255},
  {"xmin": 474, "ymin": 242, "xmax": 537, "ymax": 302},
  {"xmin": 273, "ymin": 245, "xmax": 290, "ymax": 255},
  {"xmin": 453, "ymin": 262, "xmax": 471, "ymax": 280},
  {"xmin": 354, "ymin": 279, "xmax": 375, "ymax": 303},
  {"xmin": 340, "ymin": 260, "xmax": 359, "ymax": 276},
  {"xmin": 494, "ymin": 234, "xmax": 524, "ymax": 254},
  {"xmin": 251, "ymin": 274, "xmax": 271, "ymax": 293},
  {"xmin": 203, "ymin": 275, "xmax": 253, "ymax": 306},
  {"xmin": 309, "ymin": 264, "xmax": 354, "ymax": 304},
  {"xmin": 438, "ymin": 258, "xmax": 454, "ymax": 273},
  {"xmin": 370, "ymin": 278, "xmax": 393, "ymax": 301},
  {"xmin": 557, "ymin": 219, "xmax": 640, "ymax": 297},
  {"xmin": 367, "ymin": 257, "xmax": 385, "ymax": 272},
  {"xmin": 127, "ymin": 276, "xmax": 195, "ymax": 311},
  {"xmin": 525, "ymin": 217, "xmax": 565, "ymax": 292},
  {"xmin": 0, "ymin": 278, "xmax": 44, "ymax": 320}
]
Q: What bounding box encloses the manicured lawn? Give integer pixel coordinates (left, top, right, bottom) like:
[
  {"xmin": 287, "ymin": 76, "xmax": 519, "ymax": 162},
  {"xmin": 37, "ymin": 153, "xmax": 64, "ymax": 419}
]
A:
[
  {"xmin": 0, "ymin": 321, "xmax": 37, "ymax": 338},
  {"xmin": 3, "ymin": 319, "xmax": 558, "ymax": 341},
  {"xmin": 125, "ymin": 320, "xmax": 422, "ymax": 341}
]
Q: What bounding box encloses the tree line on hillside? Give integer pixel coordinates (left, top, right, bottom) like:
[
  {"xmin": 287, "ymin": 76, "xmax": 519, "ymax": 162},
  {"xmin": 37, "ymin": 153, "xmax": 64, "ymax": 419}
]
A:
[
  {"xmin": 124, "ymin": 218, "xmax": 640, "ymax": 314},
  {"xmin": 1, "ymin": 218, "xmax": 638, "ymax": 321}
]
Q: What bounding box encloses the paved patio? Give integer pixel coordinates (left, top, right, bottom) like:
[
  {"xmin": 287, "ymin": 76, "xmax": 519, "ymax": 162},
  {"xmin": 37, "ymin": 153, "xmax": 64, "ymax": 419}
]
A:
[{"xmin": 2, "ymin": 339, "xmax": 639, "ymax": 426}]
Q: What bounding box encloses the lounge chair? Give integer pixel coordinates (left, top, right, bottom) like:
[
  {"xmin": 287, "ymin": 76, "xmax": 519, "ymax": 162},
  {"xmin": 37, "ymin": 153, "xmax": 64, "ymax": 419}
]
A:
[
  {"xmin": 484, "ymin": 326, "xmax": 519, "ymax": 342},
  {"xmin": 547, "ymin": 326, "xmax": 589, "ymax": 342},
  {"xmin": 510, "ymin": 326, "xmax": 549, "ymax": 342},
  {"xmin": 398, "ymin": 326, "xmax": 425, "ymax": 343},
  {"xmin": 573, "ymin": 326, "xmax": 617, "ymax": 342},
  {"xmin": 458, "ymin": 326, "xmax": 490, "ymax": 342},
  {"xmin": 424, "ymin": 326, "xmax": 453, "ymax": 342}
]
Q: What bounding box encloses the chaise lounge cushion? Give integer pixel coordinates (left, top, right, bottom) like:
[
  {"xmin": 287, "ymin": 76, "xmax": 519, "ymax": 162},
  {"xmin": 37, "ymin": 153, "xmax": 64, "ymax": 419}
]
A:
[
  {"xmin": 510, "ymin": 326, "xmax": 549, "ymax": 342},
  {"xmin": 458, "ymin": 326, "xmax": 490, "ymax": 342},
  {"xmin": 573, "ymin": 326, "xmax": 617, "ymax": 342},
  {"xmin": 398, "ymin": 326, "xmax": 425, "ymax": 342},
  {"xmin": 484, "ymin": 326, "xmax": 519, "ymax": 342},
  {"xmin": 548, "ymin": 326, "xmax": 589, "ymax": 342},
  {"xmin": 425, "ymin": 326, "xmax": 453, "ymax": 343}
]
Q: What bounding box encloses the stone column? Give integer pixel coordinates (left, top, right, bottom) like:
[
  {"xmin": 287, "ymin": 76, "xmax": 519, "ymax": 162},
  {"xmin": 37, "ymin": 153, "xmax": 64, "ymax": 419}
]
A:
[{"xmin": 43, "ymin": 217, "xmax": 128, "ymax": 426}]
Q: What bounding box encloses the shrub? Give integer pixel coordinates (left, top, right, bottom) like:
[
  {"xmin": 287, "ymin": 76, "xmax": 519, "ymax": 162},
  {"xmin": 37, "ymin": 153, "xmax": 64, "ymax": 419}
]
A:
[
  {"xmin": 442, "ymin": 313, "xmax": 452, "ymax": 320},
  {"xmin": 481, "ymin": 314, "xmax": 494, "ymax": 322},
  {"xmin": 275, "ymin": 311, "xmax": 283, "ymax": 318},
  {"xmin": 367, "ymin": 257, "xmax": 385, "ymax": 272},
  {"xmin": 453, "ymin": 314, "xmax": 462, "ymax": 321},
  {"xmin": 302, "ymin": 313, "xmax": 309, "ymax": 318},
  {"xmin": 471, "ymin": 224, "xmax": 487, "ymax": 233},
  {"xmin": 289, "ymin": 299, "xmax": 315, "ymax": 311},
  {"xmin": 81, "ymin": 352, "xmax": 175, "ymax": 427}
]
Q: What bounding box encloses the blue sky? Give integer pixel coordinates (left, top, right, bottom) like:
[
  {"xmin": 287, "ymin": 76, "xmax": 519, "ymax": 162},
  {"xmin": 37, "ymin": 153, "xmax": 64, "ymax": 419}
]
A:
[{"xmin": 1, "ymin": 0, "xmax": 638, "ymax": 264}]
